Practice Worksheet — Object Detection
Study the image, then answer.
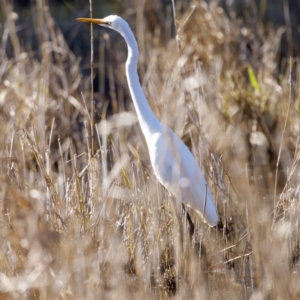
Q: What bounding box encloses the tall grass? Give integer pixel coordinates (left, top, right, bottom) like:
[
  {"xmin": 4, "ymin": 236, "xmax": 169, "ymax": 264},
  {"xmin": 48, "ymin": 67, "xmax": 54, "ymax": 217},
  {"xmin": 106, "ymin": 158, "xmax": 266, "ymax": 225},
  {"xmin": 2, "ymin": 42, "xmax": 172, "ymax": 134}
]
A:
[{"xmin": 0, "ymin": 0, "xmax": 299, "ymax": 299}]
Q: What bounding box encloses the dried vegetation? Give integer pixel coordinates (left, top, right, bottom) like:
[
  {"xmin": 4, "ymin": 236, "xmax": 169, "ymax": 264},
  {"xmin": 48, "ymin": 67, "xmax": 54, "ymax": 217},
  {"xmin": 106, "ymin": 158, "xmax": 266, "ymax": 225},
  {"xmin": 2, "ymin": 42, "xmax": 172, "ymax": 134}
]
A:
[{"xmin": 0, "ymin": 0, "xmax": 300, "ymax": 299}]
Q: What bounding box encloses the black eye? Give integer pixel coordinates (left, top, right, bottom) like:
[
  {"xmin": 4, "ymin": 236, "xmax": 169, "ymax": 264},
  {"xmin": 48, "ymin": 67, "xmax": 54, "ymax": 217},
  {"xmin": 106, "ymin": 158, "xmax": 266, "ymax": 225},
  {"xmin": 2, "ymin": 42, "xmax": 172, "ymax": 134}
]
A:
[{"xmin": 106, "ymin": 21, "xmax": 112, "ymax": 25}]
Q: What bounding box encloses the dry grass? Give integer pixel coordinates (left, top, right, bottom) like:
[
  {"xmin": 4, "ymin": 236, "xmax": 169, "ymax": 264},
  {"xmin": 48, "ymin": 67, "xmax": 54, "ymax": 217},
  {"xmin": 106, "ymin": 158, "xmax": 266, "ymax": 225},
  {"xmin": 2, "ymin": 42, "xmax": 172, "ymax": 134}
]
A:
[{"xmin": 0, "ymin": 0, "xmax": 300, "ymax": 299}]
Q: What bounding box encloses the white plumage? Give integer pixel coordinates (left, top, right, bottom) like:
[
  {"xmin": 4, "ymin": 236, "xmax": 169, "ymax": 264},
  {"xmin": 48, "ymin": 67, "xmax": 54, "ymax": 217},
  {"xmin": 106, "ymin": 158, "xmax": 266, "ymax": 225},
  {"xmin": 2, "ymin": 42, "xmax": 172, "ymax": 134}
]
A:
[{"xmin": 77, "ymin": 15, "xmax": 219, "ymax": 226}]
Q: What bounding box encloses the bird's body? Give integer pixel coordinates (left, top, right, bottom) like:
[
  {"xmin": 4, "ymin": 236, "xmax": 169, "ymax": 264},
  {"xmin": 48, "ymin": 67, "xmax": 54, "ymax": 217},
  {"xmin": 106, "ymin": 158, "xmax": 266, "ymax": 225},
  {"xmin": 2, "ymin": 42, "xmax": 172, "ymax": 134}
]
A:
[
  {"xmin": 149, "ymin": 125, "xmax": 218, "ymax": 225},
  {"xmin": 77, "ymin": 15, "xmax": 219, "ymax": 226}
]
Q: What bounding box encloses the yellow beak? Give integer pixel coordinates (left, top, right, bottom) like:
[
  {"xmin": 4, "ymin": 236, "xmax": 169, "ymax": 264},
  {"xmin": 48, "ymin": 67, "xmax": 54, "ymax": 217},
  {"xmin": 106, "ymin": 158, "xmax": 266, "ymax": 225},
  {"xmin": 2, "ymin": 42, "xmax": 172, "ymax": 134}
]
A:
[{"xmin": 76, "ymin": 18, "xmax": 108, "ymax": 25}]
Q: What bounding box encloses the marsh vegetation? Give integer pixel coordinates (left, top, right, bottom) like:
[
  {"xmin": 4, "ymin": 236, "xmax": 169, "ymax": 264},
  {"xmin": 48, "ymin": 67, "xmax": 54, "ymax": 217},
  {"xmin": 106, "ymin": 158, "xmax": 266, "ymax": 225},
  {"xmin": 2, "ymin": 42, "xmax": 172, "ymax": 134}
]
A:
[{"xmin": 0, "ymin": 0, "xmax": 300, "ymax": 298}]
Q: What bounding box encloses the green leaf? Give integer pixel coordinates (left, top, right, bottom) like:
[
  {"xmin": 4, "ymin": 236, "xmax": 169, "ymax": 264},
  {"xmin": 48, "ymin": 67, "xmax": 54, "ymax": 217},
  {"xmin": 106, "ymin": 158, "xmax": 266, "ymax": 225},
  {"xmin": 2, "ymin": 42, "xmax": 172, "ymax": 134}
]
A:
[{"xmin": 247, "ymin": 65, "xmax": 260, "ymax": 92}]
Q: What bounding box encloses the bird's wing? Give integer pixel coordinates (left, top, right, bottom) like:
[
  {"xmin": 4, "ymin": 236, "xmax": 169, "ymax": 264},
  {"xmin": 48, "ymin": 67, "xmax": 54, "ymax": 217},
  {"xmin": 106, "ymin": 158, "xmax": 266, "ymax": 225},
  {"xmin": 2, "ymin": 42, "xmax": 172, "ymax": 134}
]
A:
[
  {"xmin": 149, "ymin": 129, "xmax": 181, "ymax": 191},
  {"xmin": 149, "ymin": 126, "xmax": 218, "ymax": 226}
]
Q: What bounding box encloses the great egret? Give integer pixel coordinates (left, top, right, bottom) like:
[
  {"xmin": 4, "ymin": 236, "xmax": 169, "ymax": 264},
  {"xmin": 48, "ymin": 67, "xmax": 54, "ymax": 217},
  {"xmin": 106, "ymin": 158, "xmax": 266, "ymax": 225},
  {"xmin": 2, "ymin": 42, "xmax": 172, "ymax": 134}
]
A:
[{"xmin": 77, "ymin": 15, "xmax": 219, "ymax": 226}]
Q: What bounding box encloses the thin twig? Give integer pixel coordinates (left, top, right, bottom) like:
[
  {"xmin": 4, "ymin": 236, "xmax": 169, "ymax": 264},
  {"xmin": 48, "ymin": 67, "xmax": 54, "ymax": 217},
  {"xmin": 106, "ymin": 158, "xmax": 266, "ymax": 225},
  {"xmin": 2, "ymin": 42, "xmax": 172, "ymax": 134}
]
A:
[
  {"xmin": 273, "ymin": 57, "xmax": 293, "ymax": 227},
  {"xmin": 58, "ymin": 136, "xmax": 66, "ymax": 192},
  {"xmin": 89, "ymin": 0, "xmax": 94, "ymax": 156},
  {"xmin": 48, "ymin": 117, "xmax": 55, "ymax": 151},
  {"xmin": 203, "ymin": 183, "xmax": 207, "ymax": 222},
  {"xmin": 9, "ymin": 129, "xmax": 15, "ymax": 165},
  {"xmin": 81, "ymin": 92, "xmax": 91, "ymax": 122}
]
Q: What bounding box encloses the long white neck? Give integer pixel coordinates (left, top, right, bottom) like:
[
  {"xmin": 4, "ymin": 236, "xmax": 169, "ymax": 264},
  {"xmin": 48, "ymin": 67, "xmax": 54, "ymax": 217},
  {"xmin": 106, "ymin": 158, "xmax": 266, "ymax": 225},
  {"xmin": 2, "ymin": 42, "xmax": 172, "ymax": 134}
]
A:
[{"xmin": 118, "ymin": 25, "xmax": 161, "ymax": 138}]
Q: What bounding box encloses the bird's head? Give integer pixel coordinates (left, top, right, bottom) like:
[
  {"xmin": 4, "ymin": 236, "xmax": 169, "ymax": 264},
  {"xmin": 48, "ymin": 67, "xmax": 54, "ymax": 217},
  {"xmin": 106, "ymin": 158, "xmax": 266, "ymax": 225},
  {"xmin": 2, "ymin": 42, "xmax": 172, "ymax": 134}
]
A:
[
  {"xmin": 77, "ymin": 15, "xmax": 139, "ymax": 58},
  {"xmin": 77, "ymin": 15, "xmax": 127, "ymax": 34}
]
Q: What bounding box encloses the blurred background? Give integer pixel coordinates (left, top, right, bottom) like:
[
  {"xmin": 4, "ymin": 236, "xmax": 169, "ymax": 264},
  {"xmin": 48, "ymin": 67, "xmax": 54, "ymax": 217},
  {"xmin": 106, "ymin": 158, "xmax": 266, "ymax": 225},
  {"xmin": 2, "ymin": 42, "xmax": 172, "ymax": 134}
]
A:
[
  {"xmin": 3, "ymin": 1, "xmax": 300, "ymax": 60},
  {"xmin": 2, "ymin": 0, "xmax": 300, "ymax": 130},
  {"xmin": 0, "ymin": 0, "xmax": 300, "ymax": 298}
]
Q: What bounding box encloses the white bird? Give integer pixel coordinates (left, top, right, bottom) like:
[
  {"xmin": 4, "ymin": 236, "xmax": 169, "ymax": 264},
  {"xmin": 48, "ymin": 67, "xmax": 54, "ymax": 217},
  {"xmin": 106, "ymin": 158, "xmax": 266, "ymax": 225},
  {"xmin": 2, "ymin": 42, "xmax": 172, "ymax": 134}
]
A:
[{"xmin": 77, "ymin": 15, "xmax": 219, "ymax": 226}]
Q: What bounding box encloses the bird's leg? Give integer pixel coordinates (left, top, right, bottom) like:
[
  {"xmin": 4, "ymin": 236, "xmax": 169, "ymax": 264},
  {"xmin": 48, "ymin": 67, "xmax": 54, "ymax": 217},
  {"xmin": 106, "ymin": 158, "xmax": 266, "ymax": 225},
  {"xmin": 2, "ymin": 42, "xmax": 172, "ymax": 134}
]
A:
[{"xmin": 181, "ymin": 203, "xmax": 195, "ymax": 237}]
